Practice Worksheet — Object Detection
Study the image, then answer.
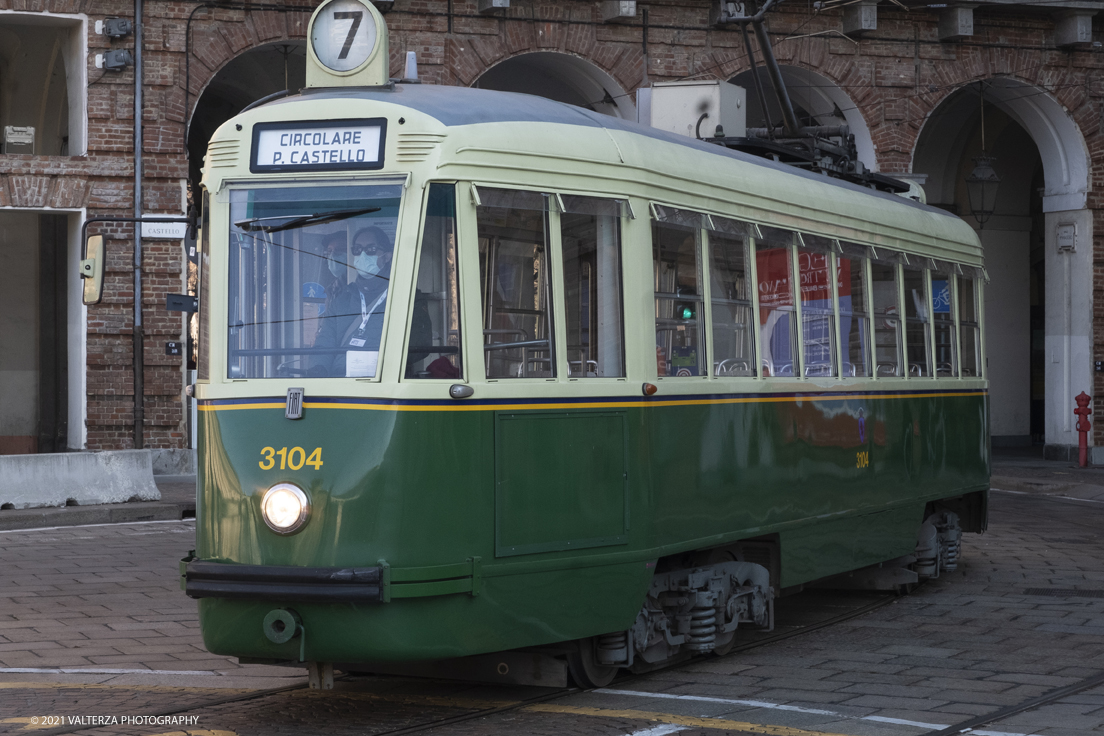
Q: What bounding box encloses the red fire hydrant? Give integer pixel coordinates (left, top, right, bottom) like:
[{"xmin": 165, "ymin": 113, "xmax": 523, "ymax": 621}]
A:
[{"xmin": 1075, "ymin": 391, "xmax": 1093, "ymax": 468}]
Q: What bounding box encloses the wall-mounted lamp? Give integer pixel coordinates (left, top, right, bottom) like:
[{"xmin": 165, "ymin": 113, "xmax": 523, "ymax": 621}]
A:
[
  {"xmin": 96, "ymin": 18, "xmax": 134, "ymax": 37},
  {"xmin": 95, "ymin": 50, "xmax": 134, "ymax": 71}
]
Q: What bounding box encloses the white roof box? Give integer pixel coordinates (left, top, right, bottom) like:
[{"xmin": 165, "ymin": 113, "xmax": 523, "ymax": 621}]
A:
[{"xmin": 638, "ymin": 80, "xmax": 746, "ymax": 140}]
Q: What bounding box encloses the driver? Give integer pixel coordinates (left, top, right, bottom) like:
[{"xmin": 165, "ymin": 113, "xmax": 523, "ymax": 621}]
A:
[{"xmin": 312, "ymin": 226, "xmax": 393, "ymax": 377}]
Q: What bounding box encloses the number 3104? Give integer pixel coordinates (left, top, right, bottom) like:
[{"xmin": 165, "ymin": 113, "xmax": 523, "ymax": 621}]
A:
[{"xmin": 259, "ymin": 446, "xmax": 323, "ymax": 470}]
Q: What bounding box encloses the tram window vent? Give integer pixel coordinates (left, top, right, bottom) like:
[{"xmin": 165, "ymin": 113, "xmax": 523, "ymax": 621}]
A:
[
  {"xmin": 396, "ymin": 133, "xmax": 446, "ymax": 163},
  {"xmin": 1023, "ymin": 588, "xmax": 1104, "ymax": 599},
  {"xmin": 207, "ymin": 140, "xmax": 240, "ymax": 169}
]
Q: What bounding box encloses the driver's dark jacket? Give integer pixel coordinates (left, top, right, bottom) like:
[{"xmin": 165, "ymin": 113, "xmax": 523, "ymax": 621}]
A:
[
  {"xmin": 311, "ymin": 273, "xmax": 432, "ymax": 377},
  {"xmin": 311, "ymin": 274, "xmax": 389, "ymax": 377}
]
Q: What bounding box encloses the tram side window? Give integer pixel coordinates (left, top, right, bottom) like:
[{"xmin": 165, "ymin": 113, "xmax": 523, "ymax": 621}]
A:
[
  {"xmin": 796, "ymin": 243, "xmax": 836, "ymax": 377},
  {"xmin": 560, "ymin": 195, "xmax": 625, "ymax": 378},
  {"xmin": 653, "ymin": 219, "xmax": 704, "ymax": 377},
  {"xmin": 709, "ymin": 217, "xmax": 755, "ymax": 377},
  {"xmin": 871, "ymin": 261, "xmax": 902, "ymax": 377},
  {"xmin": 477, "ymin": 189, "xmax": 555, "ymax": 379},
  {"xmin": 959, "ymin": 276, "xmax": 981, "ymax": 377},
  {"xmin": 902, "ymin": 266, "xmax": 932, "ymax": 377},
  {"xmin": 405, "ymin": 184, "xmax": 462, "ymax": 379},
  {"xmin": 838, "ymin": 243, "xmax": 871, "ymax": 377},
  {"xmin": 932, "ymin": 269, "xmax": 956, "ymax": 376},
  {"xmin": 755, "ymin": 226, "xmax": 797, "ymax": 377}
]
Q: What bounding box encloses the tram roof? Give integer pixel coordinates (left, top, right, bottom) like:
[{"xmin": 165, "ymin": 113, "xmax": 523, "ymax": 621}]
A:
[
  {"xmin": 219, "ymin": 83, "xmax": 980, "ymax": 265},
  {"xmin": 278, "ymin": 84, "xmax": 951, "ymax": 219}
]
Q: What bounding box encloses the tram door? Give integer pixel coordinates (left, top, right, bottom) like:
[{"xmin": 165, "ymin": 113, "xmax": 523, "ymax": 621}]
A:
[{"xmin": 476, "ymin": 188, "xmax": 630, "ymax": 557}]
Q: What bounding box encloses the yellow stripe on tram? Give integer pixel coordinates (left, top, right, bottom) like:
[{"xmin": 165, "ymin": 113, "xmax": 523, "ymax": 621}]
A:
[
  {"xmin": 197, "ymin": 391, "xmax": 987, "ymax": 413},
  {"xmin": 524, "ymin": 703, "xmax": 857, "ymax": 736}
]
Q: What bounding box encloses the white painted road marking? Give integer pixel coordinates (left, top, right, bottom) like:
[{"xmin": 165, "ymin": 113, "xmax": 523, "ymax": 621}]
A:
[{"xmin": 595, "ymin": 688, "xmax": 1043, "ymax": 736}]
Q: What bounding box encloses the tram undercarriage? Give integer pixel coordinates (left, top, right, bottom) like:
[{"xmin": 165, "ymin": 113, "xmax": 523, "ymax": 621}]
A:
[{"xmin": 563, "ymin": 505, "xmax": 969, "ymax": 688}]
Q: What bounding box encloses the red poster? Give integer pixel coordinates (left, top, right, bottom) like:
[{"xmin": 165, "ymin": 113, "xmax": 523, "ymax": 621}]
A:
[
  {"xmin": 757, "ymin": 249, "xmax": 854, "ymax": 326},
  {"xmin": 756, "ymin": 248, "xmax": 792, "ymax": 325},
  {"xmin": 798, "ymin": 251, "xmax": 832, "ymax": 301}
]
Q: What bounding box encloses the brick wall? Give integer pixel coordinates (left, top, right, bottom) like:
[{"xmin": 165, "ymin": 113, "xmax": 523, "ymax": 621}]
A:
[{"xmin": 0, "ymin": 0, "xmax": 1099, "ymax": 449}]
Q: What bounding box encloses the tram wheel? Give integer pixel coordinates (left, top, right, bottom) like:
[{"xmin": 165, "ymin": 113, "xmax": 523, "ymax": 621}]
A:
[
  {"xmin": 712, "ymin": 631, "xmax": 736, "ymax": 657},
  {"xmin": 566, "ymin": 637, "xmax": 618, "ymax": 688}
]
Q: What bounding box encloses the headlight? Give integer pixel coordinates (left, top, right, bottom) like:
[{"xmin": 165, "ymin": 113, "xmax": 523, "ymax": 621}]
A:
[{"xmin": 261, "ymin": 483, "xmax": 310, "ymax": 535}]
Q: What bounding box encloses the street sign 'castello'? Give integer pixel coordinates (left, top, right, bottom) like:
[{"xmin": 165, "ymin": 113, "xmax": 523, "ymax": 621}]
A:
[{"xmin": 0, "ymin": 0, "xmax": 1099, "ymax": 461}]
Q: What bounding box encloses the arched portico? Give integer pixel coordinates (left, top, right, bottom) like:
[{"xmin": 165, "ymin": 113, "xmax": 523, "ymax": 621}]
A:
[
  {"xmin": 187, "ymin": 42, "xmax": 308, "ymax": 187},
  {"xmin": 474, "ymin": 51, "xmax": 636, "ymax": 120},
  {"xmin": 913, "ymin": 78, "xmax": 1092, "ymax": 457}
]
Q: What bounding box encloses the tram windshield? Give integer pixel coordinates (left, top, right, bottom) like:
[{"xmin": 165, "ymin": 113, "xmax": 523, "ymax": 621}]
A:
[{"xmin": 227, "ymin": 180, "xmax": 405, "ymax": 379}]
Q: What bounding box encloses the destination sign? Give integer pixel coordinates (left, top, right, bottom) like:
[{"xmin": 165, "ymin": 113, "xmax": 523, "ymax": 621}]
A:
[{"xmin": 250, "ymin": 118, "xmax": 387, "ymax": 173}]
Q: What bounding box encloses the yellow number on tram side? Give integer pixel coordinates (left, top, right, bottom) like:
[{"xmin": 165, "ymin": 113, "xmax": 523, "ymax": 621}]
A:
[
  {"xmin": 306, "ymin": 447, "xmax": 323, "ymax": 469},
  {"xmin": 259, "ymin": 447, "xmax": 276, "ymax": 470},
  {"xmin": 259, "ymin": 446, "xmax": 323, "ymax": 471},
  {"xmin": 856, "ymin": 451, "xmax": 870, "ymax": 469}
]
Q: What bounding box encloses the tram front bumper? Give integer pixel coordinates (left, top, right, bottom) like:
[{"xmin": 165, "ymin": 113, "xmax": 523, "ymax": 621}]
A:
[{"xmin": 184, "ymin": 560, "xmax": 383, "ymax": 604}]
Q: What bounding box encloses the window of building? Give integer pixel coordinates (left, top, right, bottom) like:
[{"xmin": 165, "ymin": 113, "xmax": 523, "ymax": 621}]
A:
[
  {"xmin": 477, "ymin": 188, "xmax": 555, "ymax": 379},
  {"xmin": 0, "ymin": 15, "xmax": 85, "ymax": 156}
]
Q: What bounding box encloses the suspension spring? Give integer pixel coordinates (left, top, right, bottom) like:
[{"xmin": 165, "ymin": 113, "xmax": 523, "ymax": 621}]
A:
[
  {"xmin": 941, "ymin": 534, "xmax": 960, "ymax": 572},
  {"xmin": 597, "ymin": 631, "xmax": 629, "ymax": 665},
  {"xmin": 687, "ymin": 606, "xmax": 717, "ymax": 652}
]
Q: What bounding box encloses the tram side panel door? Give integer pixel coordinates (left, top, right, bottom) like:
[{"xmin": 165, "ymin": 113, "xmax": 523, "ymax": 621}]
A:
[{"xmin": 494, "ymin": 412, "xmax": 628, "ymax": 557}]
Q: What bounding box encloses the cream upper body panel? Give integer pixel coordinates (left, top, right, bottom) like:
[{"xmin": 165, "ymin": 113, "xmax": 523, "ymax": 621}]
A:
[
  {"xmin": 201, "ymin": 84, "xmax": 981, "ymax": 268},
  {"xmin": 196, "ymin": 84, "xmax": 984, "ymax": 401}
]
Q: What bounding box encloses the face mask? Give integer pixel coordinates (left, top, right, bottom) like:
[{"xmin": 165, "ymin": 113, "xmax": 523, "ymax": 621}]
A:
[
  {"xmin": 354, "ymin": 252, "xmax": 380, "ymax": 278},
  {"xmin": 327, "ymin": 256, "xmax": 344, "ymax": 279}
]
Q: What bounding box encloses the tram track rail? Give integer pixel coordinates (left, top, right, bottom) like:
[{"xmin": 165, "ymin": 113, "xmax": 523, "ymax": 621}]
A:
[
  {"xmin": 926, "ymin": 668, "xmax": 1104, "ymax": 736},
  {"xmin": 28, "ymin": 588, "xmax": 901, "ymax": 736}
]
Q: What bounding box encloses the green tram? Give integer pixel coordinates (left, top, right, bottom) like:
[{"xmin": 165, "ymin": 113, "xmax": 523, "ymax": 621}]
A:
[{"xmin": 170, "ymin": 0, "xmax": 988, "ymax": 688}]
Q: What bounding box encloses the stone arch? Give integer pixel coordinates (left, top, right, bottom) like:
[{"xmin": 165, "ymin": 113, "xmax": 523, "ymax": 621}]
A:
[
  {"xmin": 912, "ymin": 77, "xmax": 1093, "ymax": 455},
  {"xmin": 729, "ymin": 65, "xmax": 877, "ymax": 172},
  {"xmin": 473, "ymin": 51, "xmax": 637, "ymax": 119},
  {"xmin": 914, "ymin": 77, "xmax": 1090, "ymax": 214},
  {"xmin": 187, "ymin": 41, "xmax": 307, "ymax": 186}
]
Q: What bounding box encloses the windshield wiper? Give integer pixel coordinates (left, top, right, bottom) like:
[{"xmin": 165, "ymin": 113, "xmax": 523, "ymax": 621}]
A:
[{"xmin": 234, "ymin": 206, "xmax": 381, "ymax": 233}]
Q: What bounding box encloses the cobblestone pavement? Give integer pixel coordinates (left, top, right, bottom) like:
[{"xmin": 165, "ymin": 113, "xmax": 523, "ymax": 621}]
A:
[{"xmin": 3, "ymin": 488, "xmax": 1104, "ymax": 735}]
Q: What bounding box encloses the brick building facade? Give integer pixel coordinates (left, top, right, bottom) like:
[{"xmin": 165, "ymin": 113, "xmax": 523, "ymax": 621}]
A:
[{"xmin": 0, "ymin": 0, "xmax": 1099, "ymax": 456}]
